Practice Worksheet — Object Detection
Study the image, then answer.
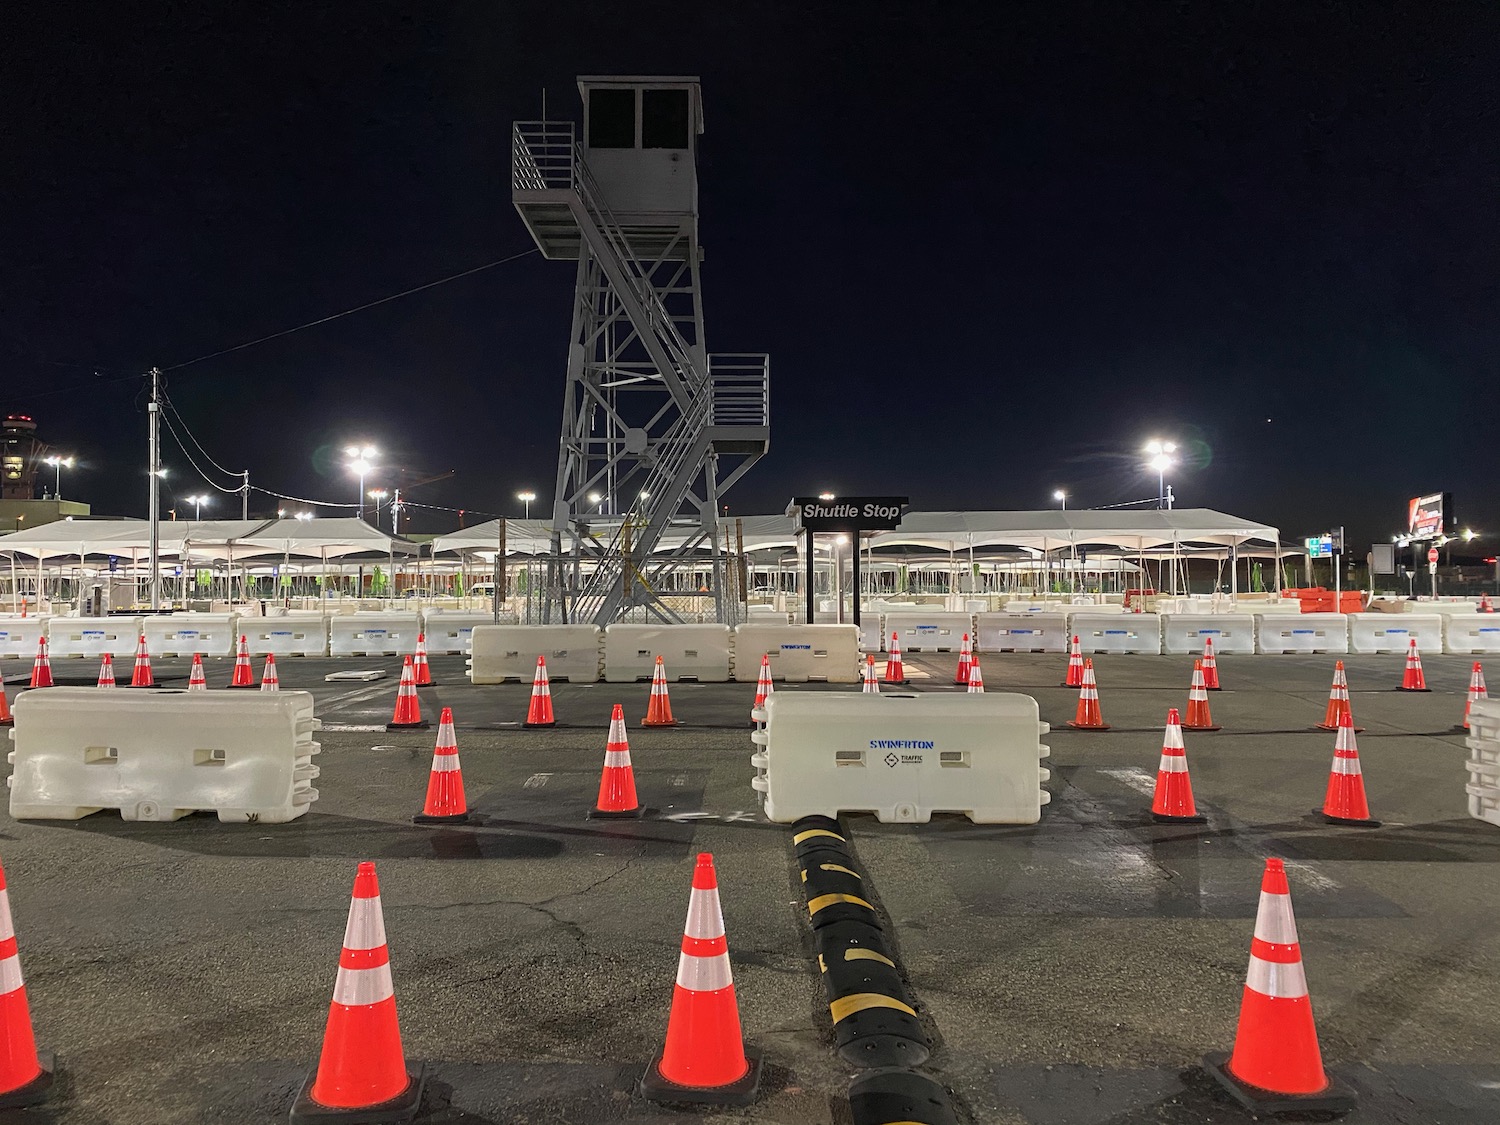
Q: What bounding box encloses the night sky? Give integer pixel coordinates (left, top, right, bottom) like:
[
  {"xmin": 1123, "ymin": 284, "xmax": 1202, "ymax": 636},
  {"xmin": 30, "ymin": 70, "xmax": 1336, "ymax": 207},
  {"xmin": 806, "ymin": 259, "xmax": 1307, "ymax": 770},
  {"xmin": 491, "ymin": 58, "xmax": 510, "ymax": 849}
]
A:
[{"xmin": 5, "ymin": 3, "xmax": 1496, "ymax": 552}]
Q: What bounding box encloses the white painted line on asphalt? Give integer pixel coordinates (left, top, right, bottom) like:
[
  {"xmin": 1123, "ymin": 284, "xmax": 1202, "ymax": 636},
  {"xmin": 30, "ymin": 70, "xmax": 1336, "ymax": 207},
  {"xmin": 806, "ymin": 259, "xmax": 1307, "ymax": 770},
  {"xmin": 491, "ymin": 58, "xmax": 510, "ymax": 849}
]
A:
[
  {"xmin": 671, "ymin": 774, "xmax": 687, "ymax": 788},
  {"xmin": 1097, "ymin": 766, "xmax": 1159, "ymax": 797},
  {"xmin": 523, "ymin": 773, "xmax": 552, "ymax": 789},
  {"xmin": 321, "ymin": 724, "xmax": 387, "ymax": 732}
]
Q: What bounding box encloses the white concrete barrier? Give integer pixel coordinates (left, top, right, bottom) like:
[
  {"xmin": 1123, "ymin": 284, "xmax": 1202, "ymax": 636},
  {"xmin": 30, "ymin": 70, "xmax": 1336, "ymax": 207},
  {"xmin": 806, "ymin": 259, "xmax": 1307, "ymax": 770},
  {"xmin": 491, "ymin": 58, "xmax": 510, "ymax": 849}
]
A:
[
  {"xmin": 328, "ymin": 613, "xmax": 421, "ymax": 657},
  {"xmin": 858, "ymin": 617, "xmax": 883, "ymax": 653},
  {"xmin": 1445, "ymin": 615, "xmax": 1500, "ymax": 655},
  {"xmin": 1254, "ymin": 613, "xmax": 1349, "ymax": 654},
  {"xmin": 467, "ymin": 625, "xmax": 602, "ymax": 683},
  {"xmin": 142, "ymin": 614, "xmax": 239, "ymax": 657},
  {"xmin": 884, "ymin": 612, "xmax": 974, "ymax": 652},
  {"xmin": 8, "ymin": 688, "xmax": 321, "ymax": 823},
  {"xmin": 420, "ymin": 611, "xmax": 501, "ymax": 655},
  {"xmin": 0, "ymin": 618, "xmax": 48, "ymax": 660},
  {"xmin": 750, "ymin": 692, "xmax": 1050, "ymax": 824},
  {"xmin": 604, "ymin": 624, "xmax": 732, "ymax": 682},
  {"xmin": 1161, "ymin": 614, "xmax": 1257, "ymax": 656},
  {"xmin": 1070, "ymin": 613, "xmax": 1162, "ymax": 655},
  {"xmin": 242, "ymin": 615, "xmax": 329, "ymax": 657},
  {"xmin": 47, "ymin": 617, "xmax": 144, "ymax": 659},
  {"xmin": 732, "ymin": 624, "xmax": 860, "ymax": 683},
  {"xmin": 1348, "ymin": 613, "xmax": 1443, "ymax": 655},
  {"xmin": 975, "ymin": 612, "xmax": 1069, "ymax": 653}
]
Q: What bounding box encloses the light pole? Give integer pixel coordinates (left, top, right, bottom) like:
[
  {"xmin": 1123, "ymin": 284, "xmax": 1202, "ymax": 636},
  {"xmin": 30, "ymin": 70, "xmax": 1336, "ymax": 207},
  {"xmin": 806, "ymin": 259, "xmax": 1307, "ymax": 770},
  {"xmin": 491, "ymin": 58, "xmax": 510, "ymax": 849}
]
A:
[
  {"xmin": 183, "ymin": 494, "xmax": 210, "ymax": 520},
  {"xmin": 1053, "ymin": 489, "xmax": 1067, "ymax": 510},
  {"xmin": 368, "ymin": 489, "xmax": 389, "ymax": 527},
  {"xmin": 517, "ymin": 490, "xmax": 536, "ymax": 519},
  {"xmin": 1144, "ymin": 440, "xmax": 1177, "ymax": 509},
  {"xmin": 42, "ymin": 455, "xmax": 74, "ymax": 500},
  {"xmin": 345, "ymin": 445, "xmax": 377, "ymax": 521}
]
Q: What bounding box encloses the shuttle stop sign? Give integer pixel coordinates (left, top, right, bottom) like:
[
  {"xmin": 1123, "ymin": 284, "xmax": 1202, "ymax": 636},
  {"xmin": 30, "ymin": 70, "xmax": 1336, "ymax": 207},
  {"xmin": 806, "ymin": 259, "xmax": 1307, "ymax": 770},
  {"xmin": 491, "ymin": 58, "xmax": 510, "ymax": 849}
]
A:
[{"xmin": 1428, "ymin": 547, "xmax": 1439, "ymax": 564}]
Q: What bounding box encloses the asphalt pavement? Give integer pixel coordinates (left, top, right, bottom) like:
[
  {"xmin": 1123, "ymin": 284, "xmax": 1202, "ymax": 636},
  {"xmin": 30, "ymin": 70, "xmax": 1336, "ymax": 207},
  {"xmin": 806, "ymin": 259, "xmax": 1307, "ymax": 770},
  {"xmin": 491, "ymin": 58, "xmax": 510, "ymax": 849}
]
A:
[{"xmin": 0, "ymin": 650, "xmax": 1495, "ymax": 1124}]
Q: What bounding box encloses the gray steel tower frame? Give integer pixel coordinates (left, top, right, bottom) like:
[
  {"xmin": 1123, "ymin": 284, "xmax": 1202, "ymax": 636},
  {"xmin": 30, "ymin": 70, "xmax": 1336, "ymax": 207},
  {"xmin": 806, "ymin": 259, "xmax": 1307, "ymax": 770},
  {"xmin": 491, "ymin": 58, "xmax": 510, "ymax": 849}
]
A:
[{"xmin": 512, "ymin": 77, "xmax": 769, "ymax": 625}]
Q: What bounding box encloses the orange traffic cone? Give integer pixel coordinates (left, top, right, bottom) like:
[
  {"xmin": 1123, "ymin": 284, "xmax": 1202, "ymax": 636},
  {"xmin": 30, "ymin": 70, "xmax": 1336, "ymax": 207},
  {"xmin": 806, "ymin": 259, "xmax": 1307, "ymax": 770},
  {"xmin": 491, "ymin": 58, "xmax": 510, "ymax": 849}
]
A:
[
  {"xmin": 0, "ymin": 860, "xmax": 55, "ymax": 1108},
  {"xmin": 640, "ymin": 853, "xmax": 761, "ymax": 1106},
  {"xmin": 291, "ymin": 862, "xmax": 424, "ymax": 1123},
  {"xmin": 953, "ymin": 633, "xmax": 972, "ymax": 686},
  {"xmin": 1460, "ymin": 662, "xmax": 1488, "ymax": 731},
  {"xmin": 27, "ymin": 638, "xmax": 52, "ymax": 689},
  {"xmin": 1319, "ymin": 710, "xmax": 1380, "ymax": 827},
  {"xmin": 1315, "ymin": 661, "xmax": 1363, "ymax": 732},
  {"xmin": 1481, "ymin": 592, "xmax": 1494, "ymax": 613},
  {"xmin": 967, "ymin": 655, "xmax": 984, "ymax": 693},
  {"xmin": 187, "ymin": 652, "xmax": 207, "ymax": 692},
  {"xmin": 524, "ymin": 656, "xmax": 557, "ymax": 728},
  {"xmin": 1183, "ymin": 660, "xmax": 1221, "ymax": 732},
  {"xmin": 1061, "ymin": 635, "xmax": 1084, "ymax": 687},
  {"xmin": 862, "ymin": 654, "xmax": 879, "ymax": 694},
  {"xmin": 128, "ymin": 634, "xmax": 154, "ymax": 688},
  {"xmin": 643, "ymin": 656, "xmax": 678, "ymax": 727},
  {"xmin": 1203, "ymin": 858, "xmax": 1355, "ymax": 1116},
  {"xmin": 591, "ymin": 704, "xmax": 644, "ymax": 819},
  {"xmin": 386, "ymin": 657, "xmax": 429, "ymax": 731},
  {"xmin": 97, "ymin": 653, "xmax": 116, "ymax": 688},
  {"xmin": 0, "ymin": 689, "xmax": 11, "ymax": 728},
  {"xmin": 229, "ymin": 634, "xmax": 255, "ymax": 688},
  {"xmin": 1152, "ymin": 708, "xmax": 1206, "ymax": 823},
  {"xmin": 260, "ymin": 654, "xmax": 280, "ymax": 693},
  {"xmin": 1066, "ymin": 659, "xmax": 1110, "ymax": 730},
  {"xmin": 882, "ymin": 633, "xmax": 906, "ymax": 685},
  {"xmin": 1398, "ymin": 637, "xmax": 1429, "ymax": 691},
  {"xmin": 412, "ymin": 633, "xmax": 432, "ymax": 686},
  {"xmin": 413, "ymin": 708, "xmax": 471, "ymax": 824},
  {"xmin": 1201, "ymin": 635, "xmax": 1222, "ymax": 690},
  {"xmin": 752, "ymin": 654, "xmax": 773, "ymax": 723}
]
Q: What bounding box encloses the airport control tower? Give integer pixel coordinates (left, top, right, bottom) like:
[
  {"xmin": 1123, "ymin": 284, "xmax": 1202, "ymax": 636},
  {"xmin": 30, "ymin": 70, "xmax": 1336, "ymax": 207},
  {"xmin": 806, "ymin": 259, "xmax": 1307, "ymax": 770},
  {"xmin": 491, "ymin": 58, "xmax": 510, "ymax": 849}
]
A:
[{"xmin": 512, "ymin": 77, "xmax": 770, "ymax": 625}]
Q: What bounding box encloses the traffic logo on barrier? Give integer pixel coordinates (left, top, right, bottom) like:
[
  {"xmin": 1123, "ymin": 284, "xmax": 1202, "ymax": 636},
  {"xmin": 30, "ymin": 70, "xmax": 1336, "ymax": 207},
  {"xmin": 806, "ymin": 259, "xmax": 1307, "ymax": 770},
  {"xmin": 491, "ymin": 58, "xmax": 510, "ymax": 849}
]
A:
[
  {"xmin": 1066, "ymin": 659, "xmax": 1110, "ymax": 730},
  {"xmin": 412, "ymin": 633, "xmax": 432, "ymax": 686},
  {"xmin": 1461, "ymin": 662, "xmax": 1488, "ymax": 731},
  {"xmin": 1152, "ymin": 708, "xmax": 1206, "ymax": 824},
  {"xmin": 1183, "ymin": 660, "xmax": 1221, "ymax": 731},
  {"xmin": 1062, "ymin": 634, "xmax": 1083, "ymax": 687},
  {"xmin": 1319, "ymin": 710, "xmax": 1380, "ymax": 827},
  {"xmin": 229, "ymin": 634, "xmax": 255, "ymax": 688},
  {"xmin": 1203, "ymin": 858, "xmax": 1355, "ymax": 1116},
  {"xmin": 187, "ymin": 653, "xmax": 207, "ymax": 692},
  {"xmin": 591, "ymin": 704, "xmax": 644, "ymax": 819},
  {"xmin": 0, "ymin": 859, "xmax": 55, "ymax": 1108},
  {"xmin": 27, "ymin": 638, "xmax": 52, "ymax": 690},
  {"xmin": 414, "ymin": 708, "xmax": 471, "ymax": 824},
  {"xmin": 862, "ymin": 654, "xmax": 879, "ymax": 694},
  {"xmin": 953, "ymin": 632, "xmax": 972, "ymax": 686},
  {"xmin": 128, "ymin": 634, "xmax": 154, "ymax": 688},
  {"xmin": 641, "ymin": 853, "xmax": 761, "ymax": 1106},
  {"xmin": 643, "ymin": 656, "xmax": 679, "ymax": 727},
  {"xmin": 1202, "ymin": 634, "xmax": 1222, "ymax": 690},
  {"xmin": 524, "ymin": 656, "xmax": 557, "ymax": 728},
  {"xmin": 260, "ymin": 654, "xmax": 281, "ymax": 693},
  {"xmin": 291, "ymin": 862, "xmax": 424, "ymax": 1124},
  {"xmin": 1398, "ymin": 637, "xmax": 1430, "ymax": 692},
  {"xmin": 386, "ymin": 657, "xmax": 429, "ymax": 731},
  {"xmin": 96, "ymin": 653, "xmax": 116, "ymax": 689},
  {"xmin": 1315, "ymin": 661, "xmax": 1362, "ymax": 732}
]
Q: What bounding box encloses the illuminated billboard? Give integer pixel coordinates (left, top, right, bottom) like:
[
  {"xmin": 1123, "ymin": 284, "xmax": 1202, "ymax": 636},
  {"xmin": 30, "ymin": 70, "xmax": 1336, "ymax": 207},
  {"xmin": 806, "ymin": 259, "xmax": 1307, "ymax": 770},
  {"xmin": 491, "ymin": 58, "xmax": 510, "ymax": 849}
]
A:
[{"xmin": 1407, "ymin": 492, "xmax": 1453, "ymax": 539}]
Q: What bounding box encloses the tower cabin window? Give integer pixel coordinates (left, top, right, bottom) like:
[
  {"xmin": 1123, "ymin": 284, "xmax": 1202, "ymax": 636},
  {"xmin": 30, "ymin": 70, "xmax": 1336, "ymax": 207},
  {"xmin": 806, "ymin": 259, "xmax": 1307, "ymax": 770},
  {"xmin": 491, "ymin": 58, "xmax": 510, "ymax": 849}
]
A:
[
  {"xmin": 588, "ymin": 88, "xmax": 635, "ymax": 148},
  {"xmin": 642, "ymin": 89, "xmax": 690, "ymax": 148}
]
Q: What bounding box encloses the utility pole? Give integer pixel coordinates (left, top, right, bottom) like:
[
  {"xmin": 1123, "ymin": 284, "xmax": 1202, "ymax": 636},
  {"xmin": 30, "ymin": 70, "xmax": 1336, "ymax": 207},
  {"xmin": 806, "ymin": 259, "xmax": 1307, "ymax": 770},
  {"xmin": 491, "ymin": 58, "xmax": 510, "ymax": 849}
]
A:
[
  {"xmin": 391, "ymin": 488, "xmax": 401, "ymax": 535},
  {"xmin": 242, "ymin": 470, "xmax": 249, "ymax": 519},
  {"xmin": 148, "ymin": 368, "xmax": 162, "ymax": 612}
]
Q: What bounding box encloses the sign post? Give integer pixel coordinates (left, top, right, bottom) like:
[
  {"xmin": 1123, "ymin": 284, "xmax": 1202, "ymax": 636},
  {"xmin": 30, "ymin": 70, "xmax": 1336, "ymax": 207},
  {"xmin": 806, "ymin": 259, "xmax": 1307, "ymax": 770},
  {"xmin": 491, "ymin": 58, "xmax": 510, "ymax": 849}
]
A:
[
  {"xmin": 788, "ymin": 497, "xmax": 907, "ymax": 627},
  {"xmin": 1428, "ymin": 546, "xmax": 1440, "ymax": 598}
]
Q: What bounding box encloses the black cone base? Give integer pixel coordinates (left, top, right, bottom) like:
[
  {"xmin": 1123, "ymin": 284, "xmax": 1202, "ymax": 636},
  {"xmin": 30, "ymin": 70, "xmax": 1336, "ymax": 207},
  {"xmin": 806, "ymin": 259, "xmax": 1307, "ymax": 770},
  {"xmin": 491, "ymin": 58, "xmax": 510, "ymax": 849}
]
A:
[
  {"xmin": 640, "ymin": 1046, "xmax": 762, "ymax": 1107},
  {"xmin": 386, "ymin": 720, "xmax": 431, "ymax": 731},
  {"xmin": 1066, "ymin": 722, "xmax": 1111, "ymax": 730},
  {"xmin": 1395, "ymin": 687, "xmax": 1431, "ymax": 692},
  {"xmin": 1315, "ymin": 809, "xmax": 1382, "ymax": 828},
  {"xmin": 1151, "ymin": 812, "xmax": 1208, "ymax": 824},
  {"xmin": 1183, "ymin": 724, "xmax": 1222, "ymax": 732},
  {"xmin": 413, "ymin": 810, "xmax": 476, "ymax": 825},
  {"xmin": 589, "ymin": 805, "xmax": 646, "ymax": 819},
  {"xmin": 0, "ymin": 1050, "xmax": 55, "ymax": 1109},
  {"xmin": 290, "ymin": 1062, "xmax": 426, "ymax": 1123},
  {"xmin": 1202, "ymin": 1051, "xmax": 1355, "ymax": 1117}
]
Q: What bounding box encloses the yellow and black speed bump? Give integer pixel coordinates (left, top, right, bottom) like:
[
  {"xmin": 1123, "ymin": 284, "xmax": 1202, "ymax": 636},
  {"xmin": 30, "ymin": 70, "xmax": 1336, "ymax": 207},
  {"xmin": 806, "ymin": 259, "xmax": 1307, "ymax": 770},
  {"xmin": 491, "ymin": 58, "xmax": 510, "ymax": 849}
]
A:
[
  {"xmin": 848, "ymin": 1067, "xmax": 958, "ymax": 1125},
  {"xmin": 801, "ymin": 858, "xmax": 881, "ymax": 931},
  {"xmin": 791, "ymin": 815, "xmax": 850, "ymax": 862},
  {"xmin": 819, "ymin": 932, "xmax": 930, "ymax": 1067}
]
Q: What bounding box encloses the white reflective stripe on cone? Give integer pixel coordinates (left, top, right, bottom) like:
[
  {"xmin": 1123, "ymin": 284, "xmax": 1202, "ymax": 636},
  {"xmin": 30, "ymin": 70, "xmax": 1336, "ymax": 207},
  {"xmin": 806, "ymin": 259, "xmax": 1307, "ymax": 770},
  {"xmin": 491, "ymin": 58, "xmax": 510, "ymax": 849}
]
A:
[
  {"xmin": 683, "ymin": 887, "xmax": 726, "ymax": 940},
  {"xmin": 342, "ymin": 897, "xmax": 388, "ymax": 951},
  {"xmin": 1246, "ymin": 953, "xmax": 1308, "ymax": 999},
  {"xmin": 1252, "ymin": 892, "xmax": 1300, "ymax": 945},
  {"xmin": 430, "ymin": 753, "xmax": 461, "ymax": 772},
  {"xmin": 676, "ymin": 950, "xmax": 733, "ymax": 992},
  {"xmin": 0, "ymin": 954, "xmax": 22, "ymax": 995},
  {"xmin": 608, "ymin": 719, "xmax": 628, "ymax": 743},
  {"xmin": 1157, "ymin": 754, "xmax": 1188, "ymax": 774},
  {"xmin": 332, "ymin": 962, "xmax": 395, "ymax": 1006},
  {"xmin": 1162, "ymin": 727, "xmax": 1185, "ymax": 750},
  {"xmin": 0, "ymin": 890, "xmax": 13, "ymax": 943},
  {"xmin": 603, "ymin": 750, "xmax": 631, "ymax": 767},
  {"xmin": 1331, "ymin": 754, "xmax": 1362, "ymax": 775}
]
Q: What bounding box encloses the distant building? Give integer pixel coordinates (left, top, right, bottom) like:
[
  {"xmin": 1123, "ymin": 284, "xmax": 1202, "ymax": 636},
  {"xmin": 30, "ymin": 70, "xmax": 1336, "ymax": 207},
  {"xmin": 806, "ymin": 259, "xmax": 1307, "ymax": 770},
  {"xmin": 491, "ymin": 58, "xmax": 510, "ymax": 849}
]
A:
[{"xmin": 1, "ymin": 415, "xmax": 46, "ymax": 500}]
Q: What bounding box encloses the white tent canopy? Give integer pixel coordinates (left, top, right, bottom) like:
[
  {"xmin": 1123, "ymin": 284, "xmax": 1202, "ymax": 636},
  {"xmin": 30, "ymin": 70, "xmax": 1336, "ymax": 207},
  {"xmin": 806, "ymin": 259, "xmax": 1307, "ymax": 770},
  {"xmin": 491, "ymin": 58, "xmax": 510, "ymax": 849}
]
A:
[{"xmin": 0, "ymin": 518, "xmax": 415, "ymax": 561}]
